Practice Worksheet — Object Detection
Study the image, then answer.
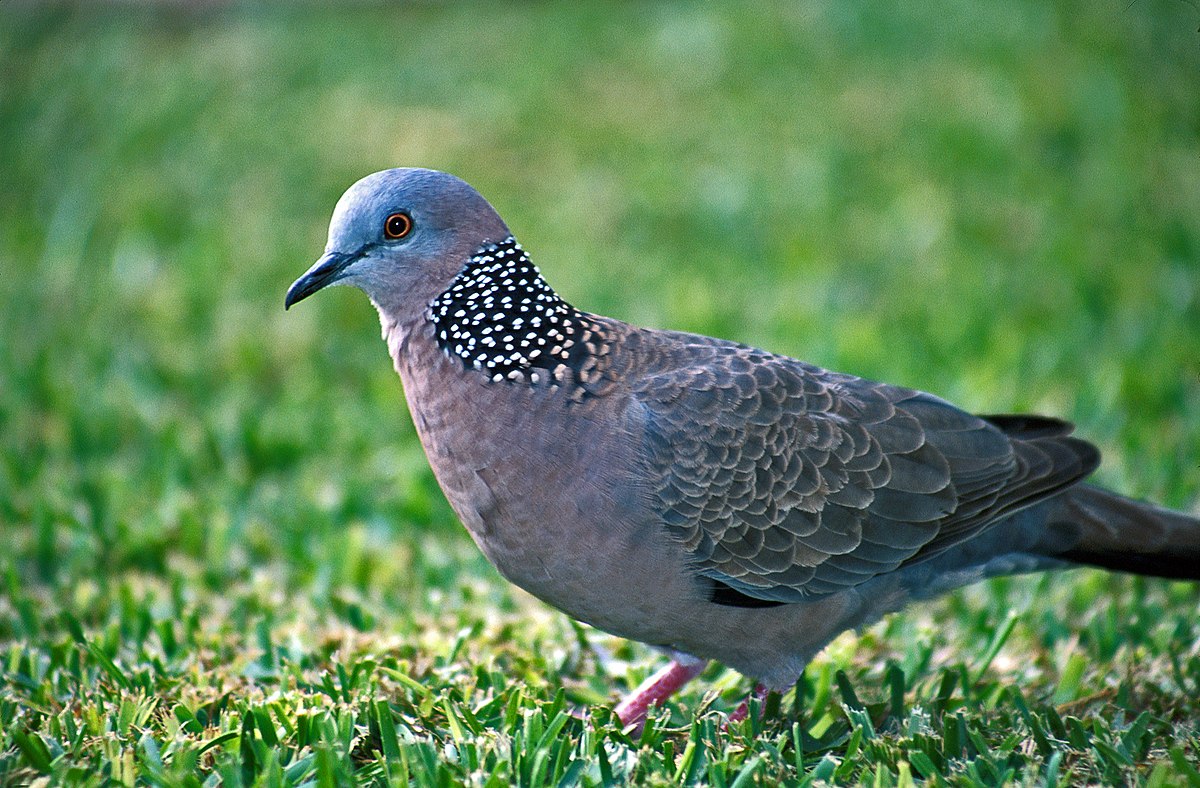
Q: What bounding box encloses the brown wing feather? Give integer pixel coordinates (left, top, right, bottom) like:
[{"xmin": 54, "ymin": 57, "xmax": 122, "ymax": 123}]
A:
[{"xmin": 634, "ymin": 334, "xmax": 1100, "ymax": 601}]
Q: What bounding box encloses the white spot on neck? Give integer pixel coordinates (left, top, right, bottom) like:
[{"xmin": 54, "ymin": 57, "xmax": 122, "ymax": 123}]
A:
[{"xmin": 428, "ymin": 237, "xmax": 585, "ymax": 381}]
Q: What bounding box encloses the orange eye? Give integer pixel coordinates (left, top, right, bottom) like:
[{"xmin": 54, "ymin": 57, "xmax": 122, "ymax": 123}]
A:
[{"xmin": 384, "ymin": 212, "xmax": 413, "ymax": 239}]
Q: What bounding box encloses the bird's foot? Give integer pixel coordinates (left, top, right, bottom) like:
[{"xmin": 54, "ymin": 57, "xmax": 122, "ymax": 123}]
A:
[
  {"xmin": 725, "ymin": 683, "xmax": 771, "ymax": 727},
  {"xmin": 614, "ymin": 658, "xmax": 708, "ymax": 732}
]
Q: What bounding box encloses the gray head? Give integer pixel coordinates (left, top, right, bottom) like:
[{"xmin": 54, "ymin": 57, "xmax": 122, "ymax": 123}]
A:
[{"xmin": 285, "ymin": 168, "xmax": 510, "ymax": 319}]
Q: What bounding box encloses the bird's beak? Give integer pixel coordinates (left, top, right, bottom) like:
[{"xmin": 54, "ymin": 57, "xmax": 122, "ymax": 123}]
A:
[{"xmin": 285, "ymin": 250, "xmax": 362, "ymax": 309}]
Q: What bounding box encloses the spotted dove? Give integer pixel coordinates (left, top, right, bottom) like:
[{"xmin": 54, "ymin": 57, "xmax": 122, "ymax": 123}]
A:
[{"xmin": 286, "ymin": 168, "xmax": 1200, "ymax": 728}]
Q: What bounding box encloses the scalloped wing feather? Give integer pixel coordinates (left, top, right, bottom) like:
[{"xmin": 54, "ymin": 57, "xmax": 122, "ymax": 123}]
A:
[{"xmin": 634, "ymin": 336, "xmax": 1099, "ymax": 602}]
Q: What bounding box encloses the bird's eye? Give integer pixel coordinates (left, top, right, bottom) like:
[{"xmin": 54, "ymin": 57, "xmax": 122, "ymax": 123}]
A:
[{"xmin": 384, "ymin": 212, "xmax": 413, "ymax": 240}]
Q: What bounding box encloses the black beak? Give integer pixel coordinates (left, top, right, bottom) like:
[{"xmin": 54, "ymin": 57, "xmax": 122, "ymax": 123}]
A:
[{"xmin": 285, "ymin": 250, "xmax": 362, "ymax": 309}]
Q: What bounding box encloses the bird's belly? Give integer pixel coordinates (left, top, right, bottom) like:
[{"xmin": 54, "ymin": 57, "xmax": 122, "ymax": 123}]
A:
[{"xmin": 430, "ymin": 437, "xmax": 699, "ymax": 645}]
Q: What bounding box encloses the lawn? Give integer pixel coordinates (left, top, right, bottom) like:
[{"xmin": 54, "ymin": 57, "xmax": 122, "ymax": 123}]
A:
[{"xmin": 2, "ymin": 1, "xmax": 1199, "ymax": 784}]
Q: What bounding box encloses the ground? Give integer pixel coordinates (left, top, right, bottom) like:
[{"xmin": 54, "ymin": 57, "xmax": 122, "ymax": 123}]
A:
[{"xmin": 1, "ymin": 1, "xmax": 1199, "ymax": 784}]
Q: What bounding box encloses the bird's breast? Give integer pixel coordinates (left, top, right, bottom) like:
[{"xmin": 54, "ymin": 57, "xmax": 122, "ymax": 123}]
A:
[{"xmin": 384, "ymin": 316, "xmax": 697, "ymax": 638}]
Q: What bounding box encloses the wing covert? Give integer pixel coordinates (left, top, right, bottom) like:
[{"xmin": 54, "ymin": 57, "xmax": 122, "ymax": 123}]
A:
[{"xmin": 633, "ymin": 340, "xmax": 1096, "ymax": 601}]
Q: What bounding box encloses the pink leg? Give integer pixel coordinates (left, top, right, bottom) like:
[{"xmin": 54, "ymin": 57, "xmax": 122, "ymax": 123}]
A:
[
  {"xmin": 615, "ymin": 658, "xmax": 708, "ymax": 729},
  {"xmin": 727, "ymin": 683, "xmax": 770, "ymax": 725}
]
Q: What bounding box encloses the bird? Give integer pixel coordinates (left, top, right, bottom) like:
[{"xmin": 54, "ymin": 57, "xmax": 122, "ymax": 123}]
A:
[{"xmin": 286, "ymin": 167, "xmax": 1200, "ymax": 729}]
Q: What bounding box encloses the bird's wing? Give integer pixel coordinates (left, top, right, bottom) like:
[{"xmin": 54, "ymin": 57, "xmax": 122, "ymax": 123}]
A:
[{"xmin": 632, "ymin": 336, "xmax": 1099, "ymax": 602}]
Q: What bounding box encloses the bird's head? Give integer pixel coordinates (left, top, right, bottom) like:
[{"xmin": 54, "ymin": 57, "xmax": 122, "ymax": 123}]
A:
[{"xmin": 285, "ymin": 168, "xmax": 510, "ymax": 319}]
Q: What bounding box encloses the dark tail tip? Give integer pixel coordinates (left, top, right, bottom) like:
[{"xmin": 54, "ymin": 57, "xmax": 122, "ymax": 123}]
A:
[{"xmin": 1050, "ymin": 486, "xmax": 1200, "ymax": 581}]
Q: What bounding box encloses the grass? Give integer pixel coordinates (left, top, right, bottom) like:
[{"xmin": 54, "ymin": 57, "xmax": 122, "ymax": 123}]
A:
[{"xmin": 1, "ymin": 0, "xmax": 1199, "ymax": 784}]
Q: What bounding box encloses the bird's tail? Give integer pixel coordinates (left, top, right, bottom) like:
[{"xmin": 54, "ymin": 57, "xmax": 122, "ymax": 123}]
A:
[{"xmin": 1045, "ymin": 485, "xmax": 1200, "ymax": 580}]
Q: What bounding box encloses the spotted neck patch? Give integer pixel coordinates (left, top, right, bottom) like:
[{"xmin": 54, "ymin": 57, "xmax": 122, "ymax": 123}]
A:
[{"xmin": 429, "ymin": 237, "xmax": 610, "ymax": 388}]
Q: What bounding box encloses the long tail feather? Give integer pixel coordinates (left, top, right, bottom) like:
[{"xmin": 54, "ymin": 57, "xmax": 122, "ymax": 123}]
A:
[{"xmin": 1048, "ymin": 485, "xmax": 1200, "ymax": 580}]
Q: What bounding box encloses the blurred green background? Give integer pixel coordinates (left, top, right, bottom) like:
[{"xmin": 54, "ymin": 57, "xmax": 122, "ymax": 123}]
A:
[{"xmin": 1, "ymin": 1, "xmax": 1198, "ymax": 783}]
